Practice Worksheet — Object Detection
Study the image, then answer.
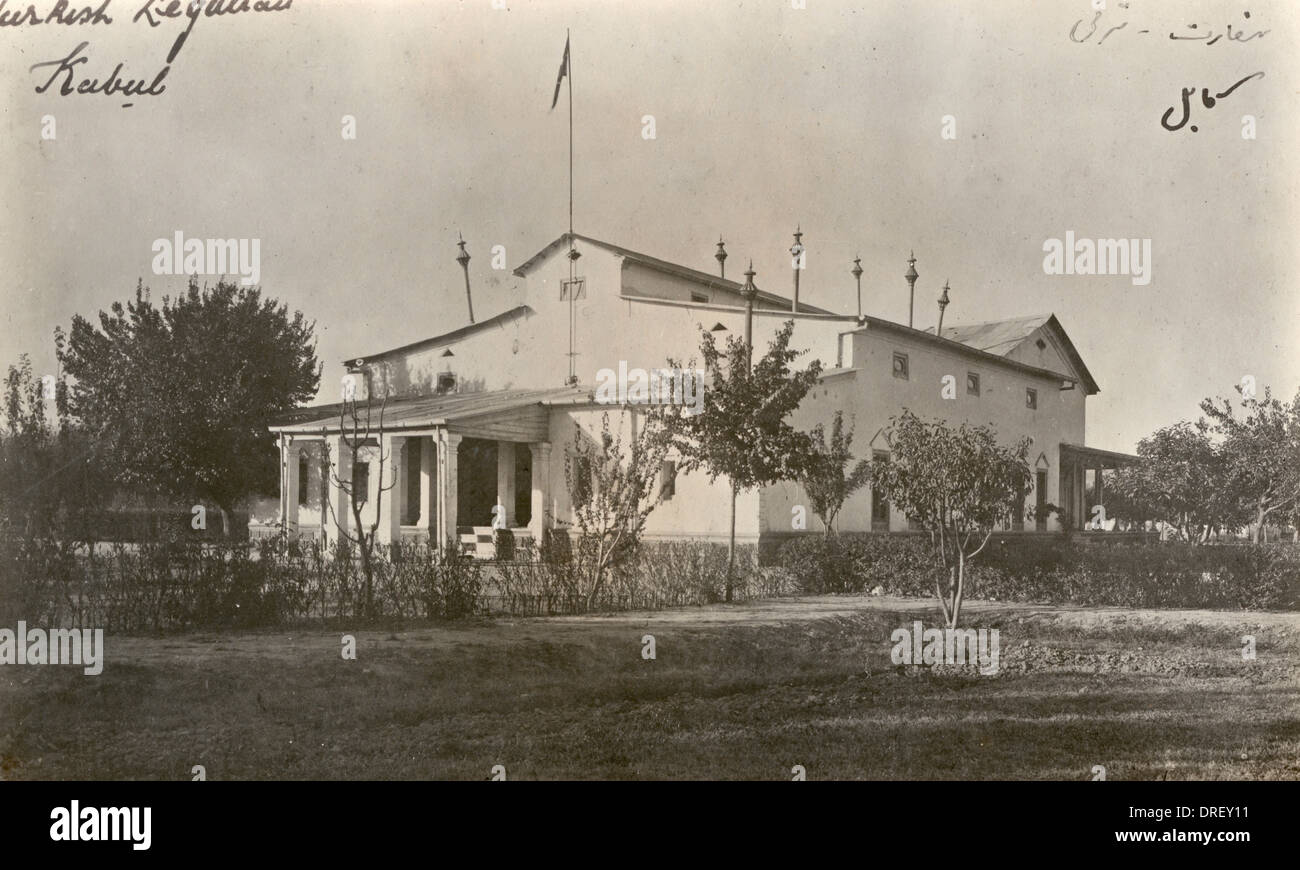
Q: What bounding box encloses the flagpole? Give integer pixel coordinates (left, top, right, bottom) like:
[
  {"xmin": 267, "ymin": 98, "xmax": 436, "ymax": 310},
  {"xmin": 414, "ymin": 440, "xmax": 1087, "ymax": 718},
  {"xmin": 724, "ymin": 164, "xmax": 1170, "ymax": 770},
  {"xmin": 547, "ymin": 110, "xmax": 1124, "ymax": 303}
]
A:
[
  {"xmin": 567, "ymin": 29, "xmax": 575, "ymax": 383},
  {"xmin": 568, "ymin": 28, "xmax": 573, "ymax": 237}
]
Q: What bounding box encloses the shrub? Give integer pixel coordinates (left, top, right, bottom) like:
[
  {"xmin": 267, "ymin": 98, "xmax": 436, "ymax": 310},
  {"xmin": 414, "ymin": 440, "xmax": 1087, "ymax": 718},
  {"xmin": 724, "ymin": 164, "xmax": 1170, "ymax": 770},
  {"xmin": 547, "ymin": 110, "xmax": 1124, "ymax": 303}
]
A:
[{"xmin": 777, "ymin": 533, "xmax": 1300, "ymax": 611}]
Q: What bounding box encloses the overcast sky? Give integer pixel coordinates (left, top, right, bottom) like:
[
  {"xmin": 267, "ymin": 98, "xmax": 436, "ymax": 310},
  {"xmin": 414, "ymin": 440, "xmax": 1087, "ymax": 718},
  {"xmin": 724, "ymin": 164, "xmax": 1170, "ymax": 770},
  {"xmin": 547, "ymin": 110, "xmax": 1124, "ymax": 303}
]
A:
[{"xmin": 2, "ymin": 0, "xmax": 1296, "ymax": 453}]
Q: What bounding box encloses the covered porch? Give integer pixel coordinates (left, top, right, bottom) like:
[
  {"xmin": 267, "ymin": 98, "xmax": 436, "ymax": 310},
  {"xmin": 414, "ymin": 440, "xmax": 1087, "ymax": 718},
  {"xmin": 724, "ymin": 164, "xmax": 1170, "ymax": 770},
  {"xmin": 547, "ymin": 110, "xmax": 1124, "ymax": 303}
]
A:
[
  {"xmin": 1058, "ymin": 442, "xmax": 1140, "ymax": 531},
  {"xmin": 266, "ymin": 389, "xmax": 569, "ymax": 554}
]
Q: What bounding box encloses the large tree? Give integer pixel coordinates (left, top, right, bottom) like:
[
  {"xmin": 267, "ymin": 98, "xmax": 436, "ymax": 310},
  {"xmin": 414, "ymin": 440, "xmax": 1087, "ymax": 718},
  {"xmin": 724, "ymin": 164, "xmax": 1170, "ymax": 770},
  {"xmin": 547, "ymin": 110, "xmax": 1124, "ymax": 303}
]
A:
[
  {"xmin": 870, "ymin": 411, "xmax": 1031, "ymax": 628},
  {"xmin": 1199, "ymin": 386, "xmax": 1300, "ymax": 543},
  {"xmin": 665, "ymin": 320, "xmax": 822, "ymax": 601},
  {"xmin": 1106, "ymin": 422, "xmax": 1242, "ymax": 542},
  {"xmin": 59, "ymin": 278, "xmax": 319, "ymax": 534}
]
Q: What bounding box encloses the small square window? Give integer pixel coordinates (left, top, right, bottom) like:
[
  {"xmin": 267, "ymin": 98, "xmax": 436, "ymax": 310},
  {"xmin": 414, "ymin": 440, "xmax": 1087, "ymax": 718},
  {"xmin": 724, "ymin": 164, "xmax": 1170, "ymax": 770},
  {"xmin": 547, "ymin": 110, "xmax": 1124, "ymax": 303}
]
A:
[
  {"xmin": 1026, "ymin": 388, "xmax": 1037, "ymax": 409},
  {"xmin": 659, "ymin": 459, "xmax": 677, "ymax": 500},
  {"xmin": 892, "ymin": 352, "xmax": 909, "ymax": 380},
  {"xmin": 690, "ymin": 292, "xmax": 709, "ymax": 304},
  {"xmin": 560, "ymin": 278, "xmax": 586, "ymax": 300},
  {"xmin": 436, "ymin": 372, "xmax": 456, "ymax": 395},
  {"xmin": 966, "ymin": 373, "xmax": 980, "ymax": 396}
]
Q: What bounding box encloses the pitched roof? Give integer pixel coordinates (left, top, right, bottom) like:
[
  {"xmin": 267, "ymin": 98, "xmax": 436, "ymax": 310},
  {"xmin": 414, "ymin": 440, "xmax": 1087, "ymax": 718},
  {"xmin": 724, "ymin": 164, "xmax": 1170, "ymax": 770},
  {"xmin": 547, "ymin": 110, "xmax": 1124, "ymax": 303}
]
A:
[
  {"xmin": 928, "ymin": 314, "xmax": 1052, "ymax": 354},
  {"xmin": 342, "ymin": 305, "xmax": 532, "ymax": 366},
  {"xmin": 514, "ymin": 232, "xmax": 835, "ymax": 314},
  {"xmin": 923, "ymin": 313, "xmax": 1099, "ymax": 394}
]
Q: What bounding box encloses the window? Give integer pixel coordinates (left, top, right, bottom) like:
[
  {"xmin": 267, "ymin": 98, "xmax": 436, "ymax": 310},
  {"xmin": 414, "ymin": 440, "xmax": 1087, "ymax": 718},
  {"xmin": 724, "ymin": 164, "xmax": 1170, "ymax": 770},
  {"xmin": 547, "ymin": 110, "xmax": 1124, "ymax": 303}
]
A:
[
  {"xmin": 1035, "ymin": 470, "xmax": 1048, "ymax": 531},
  {"xmin": 659, "ymin": 459, "xmax": 677, "ymax": 500},
  {"xmin": 297, "ymin": 452, "xmax": 310, "ymax": 506},
  {"xmin": 892, "ymin": 352, "xmax": 909, "ymax": 380},
  {"xmin": 1026, "ymin": 387, "xmax": 1037, "ymax": 410},
  {"xmin": 560, "ymin": 278, "xmax": 586, "ymax": 300},
  {"xmin": 690, "ymin": 292, "xmax": 709, "ymax": 304},
  {"xmin": 351, "ymin": 460, "xmax": 370, "ymax": 506},
  {"xmin": 436, "ymin": 372, "xmax": 456, "ymax": 395},
  {"xmin": 966, "ymin": 372, "xmax": 980, "ymax": 396},
  {"xmin": 403, "ymin": 442, "xmax": 421, "ymax": 525},
  {"xmin": 871, "ymin": 450, "xmax": 890, "ymax": 530}
]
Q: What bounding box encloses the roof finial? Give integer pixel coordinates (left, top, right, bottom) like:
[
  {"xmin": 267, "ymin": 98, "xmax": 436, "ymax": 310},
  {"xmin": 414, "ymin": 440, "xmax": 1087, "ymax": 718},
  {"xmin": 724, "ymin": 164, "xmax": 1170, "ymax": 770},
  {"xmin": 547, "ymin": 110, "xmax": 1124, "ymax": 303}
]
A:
[
  {"xmin": 455, "ymin": 233, "xmax": 474, "ymax": 323},
  {"xmin": 937, "ymin": 279, "xmax": 951, "ymax": 335}
]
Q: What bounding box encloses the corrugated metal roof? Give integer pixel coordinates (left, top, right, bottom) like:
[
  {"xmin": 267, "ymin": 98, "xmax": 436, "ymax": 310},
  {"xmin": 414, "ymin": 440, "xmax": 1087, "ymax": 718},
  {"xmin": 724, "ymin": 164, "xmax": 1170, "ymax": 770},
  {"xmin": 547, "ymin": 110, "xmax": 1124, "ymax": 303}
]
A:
[
  {"xmin": 270, "ymin": 386, "xmax": 587, "ymax": 434},
  {"xmin": 921, "ymin": 313, "xmax": 1100, "ymax": 394},
  {"xmin": 925, "ymin": 314, "xmax": 1052, "ymax": 354}
]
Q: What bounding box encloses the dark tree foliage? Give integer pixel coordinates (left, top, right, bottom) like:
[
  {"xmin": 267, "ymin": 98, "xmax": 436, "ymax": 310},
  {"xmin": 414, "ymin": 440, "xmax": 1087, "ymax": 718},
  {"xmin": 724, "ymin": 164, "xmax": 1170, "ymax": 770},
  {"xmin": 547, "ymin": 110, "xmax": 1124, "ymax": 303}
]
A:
[{"xmin": 58, "ymin": 278, "xmax": 320, "ymax": 533}]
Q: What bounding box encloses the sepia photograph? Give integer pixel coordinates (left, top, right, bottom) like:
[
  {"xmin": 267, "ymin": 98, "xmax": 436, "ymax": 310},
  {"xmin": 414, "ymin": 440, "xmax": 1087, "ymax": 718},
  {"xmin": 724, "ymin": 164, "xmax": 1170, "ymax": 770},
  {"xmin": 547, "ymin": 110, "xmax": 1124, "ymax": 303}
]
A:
[{"xmin": 0, "ymin": 0, "xmax": 1297, "ymax": 843}]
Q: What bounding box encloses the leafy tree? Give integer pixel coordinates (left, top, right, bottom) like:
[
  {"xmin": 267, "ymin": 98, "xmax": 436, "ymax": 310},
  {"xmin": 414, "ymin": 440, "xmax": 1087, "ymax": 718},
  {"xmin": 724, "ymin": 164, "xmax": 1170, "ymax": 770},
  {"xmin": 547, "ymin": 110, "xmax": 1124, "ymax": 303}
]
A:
[
  {"xmin": 1199, "ymin": 386, "xmax": 1300, "ymax": 543},
  {"xmin": 800, "ymin": 411, "xmax": 871, "ymax": 538},
  {"xmin": 58, "ymin": 278, "xmax": 319, "ymax": 534},
  {"xmin": 0, "ymin": 348, "xmax": 113, "ymax": 547},
  {"xmin": 563, "ymin": 410, "xmax": 671, "ymax": 609},
  {"xmin": 870, "ymin": 411, "xmax": 1031, "ymax": 628},
  {"xmin": 665, "ymin": 320, "xmax": 822, "ymax": 601},
  {"xmin": 1106, "ymin": 422, "xmax": 1241, "ymax": 543}
]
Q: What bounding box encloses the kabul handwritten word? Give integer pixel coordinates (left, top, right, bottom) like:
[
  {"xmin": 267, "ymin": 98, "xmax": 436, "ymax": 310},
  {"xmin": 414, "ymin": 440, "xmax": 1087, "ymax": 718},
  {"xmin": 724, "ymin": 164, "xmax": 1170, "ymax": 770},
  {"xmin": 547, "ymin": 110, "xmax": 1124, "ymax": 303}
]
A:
[
  {"xmin": 1161, "ymin": 71, "xmax": 1264, "ymax": 132},
  {"xmin": 15, "ymin": 0, "xmax": 293, "ymax": 108}
]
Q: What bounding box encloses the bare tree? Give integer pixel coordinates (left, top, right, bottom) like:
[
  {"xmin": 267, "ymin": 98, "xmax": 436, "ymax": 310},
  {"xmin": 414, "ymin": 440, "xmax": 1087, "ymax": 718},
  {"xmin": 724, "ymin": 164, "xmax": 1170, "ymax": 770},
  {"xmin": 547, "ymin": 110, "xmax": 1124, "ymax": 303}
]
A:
[
  {"xmin": 319, "ymin": 390, "xmax": 397, "ymax": 617},
  {"xmin": 563, "ymin": 410, "xmax": 671, "ymax": 610}
]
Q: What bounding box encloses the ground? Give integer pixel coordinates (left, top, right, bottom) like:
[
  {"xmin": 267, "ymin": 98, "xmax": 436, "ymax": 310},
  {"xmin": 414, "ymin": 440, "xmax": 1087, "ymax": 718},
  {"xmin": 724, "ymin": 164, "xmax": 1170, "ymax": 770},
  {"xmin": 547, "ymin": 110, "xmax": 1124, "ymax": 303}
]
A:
[{"xmin": 2, "ymin": 596, "xmax": 1297, "ymax": 780}]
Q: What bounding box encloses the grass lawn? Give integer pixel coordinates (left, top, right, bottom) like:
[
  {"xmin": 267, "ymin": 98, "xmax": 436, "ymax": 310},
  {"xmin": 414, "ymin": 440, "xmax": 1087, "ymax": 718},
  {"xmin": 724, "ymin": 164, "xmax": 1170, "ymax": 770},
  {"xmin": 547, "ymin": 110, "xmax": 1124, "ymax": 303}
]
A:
[{"xmin": 2, "ymin": 597, "xmax": 1297, "ymax": 780}]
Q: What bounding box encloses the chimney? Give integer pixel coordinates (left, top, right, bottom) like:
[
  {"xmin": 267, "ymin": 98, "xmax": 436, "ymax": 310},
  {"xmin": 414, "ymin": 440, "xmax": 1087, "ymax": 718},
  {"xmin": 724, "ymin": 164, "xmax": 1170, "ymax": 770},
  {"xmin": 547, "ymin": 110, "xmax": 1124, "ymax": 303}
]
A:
[
  {"xmin": 789, "ymin": 226, "xmax": 804, "ymax": 313},
  {"xmin": 937, "ymin": 280, "xmax": 951, "ymax": 336},
  {"xmin": 715, "ymin": 236, "xmax": 728, "ymax": 278},
  {"xmin": 905, "ymin": 250, "xmax": 918, "ymax": 328},
  {"xmin": 456, "ymin": 233, "xmax": 474, "ymax": 324}
]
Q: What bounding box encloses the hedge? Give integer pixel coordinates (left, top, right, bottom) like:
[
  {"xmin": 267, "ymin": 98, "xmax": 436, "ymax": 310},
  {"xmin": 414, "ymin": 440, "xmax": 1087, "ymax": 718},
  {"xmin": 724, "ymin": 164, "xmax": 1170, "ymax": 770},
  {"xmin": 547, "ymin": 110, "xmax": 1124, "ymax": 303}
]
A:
[{"xmin": 776, "ymin": 534, "xmax": 1300, "ymax": 610}]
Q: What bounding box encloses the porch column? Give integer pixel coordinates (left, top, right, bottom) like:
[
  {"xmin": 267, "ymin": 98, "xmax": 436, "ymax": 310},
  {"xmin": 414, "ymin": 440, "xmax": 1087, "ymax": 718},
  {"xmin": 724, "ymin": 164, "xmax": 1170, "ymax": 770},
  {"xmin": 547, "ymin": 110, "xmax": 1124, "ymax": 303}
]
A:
[
  {"xmin": 528, "ymin": 441, "xmax": 552, "ymax": 541},
  {"xmin": 497, "ymin": 441, "xmax": 517, "ymax": 526},
  {"xmin": 419, "ymin": 437, "xmax": 435, "ymax": 538},
  {"xmin": 327, "ymin": 434, "xmax": 352, "ymax": 544},
  {"xmin": 1075, "ymin": 463, "xmax": 1086, "ymax": 529},
  {"xmin": 437, "ymin": 432, "xmax": 462, "ymax": 551},
  {"xmin": 1095, "ymin": 467, "xmax": 1105, "ymax": 515},
  {"xmin": 285, "ymin": 439, "xmax": 301, "ymax": 536},
  {"xmin": 278, "ymin": 435, "xmax": 287, "ymax": 530},
  {"xmin": 378, "ymin": 434, "xmax": 405, "ymax": 545}
]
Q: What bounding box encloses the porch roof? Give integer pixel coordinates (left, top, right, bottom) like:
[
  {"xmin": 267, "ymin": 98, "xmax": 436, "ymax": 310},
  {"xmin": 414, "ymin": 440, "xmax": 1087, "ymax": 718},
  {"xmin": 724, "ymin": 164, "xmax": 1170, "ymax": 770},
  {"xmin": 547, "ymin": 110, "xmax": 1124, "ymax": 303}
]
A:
[
  {"xmin": 1059, "ymin": 442, "xmax": 1139, "ymax": 469},
  {"xmin": 268, "ymin": 386, "xmax": 587, "ymax": 442}
]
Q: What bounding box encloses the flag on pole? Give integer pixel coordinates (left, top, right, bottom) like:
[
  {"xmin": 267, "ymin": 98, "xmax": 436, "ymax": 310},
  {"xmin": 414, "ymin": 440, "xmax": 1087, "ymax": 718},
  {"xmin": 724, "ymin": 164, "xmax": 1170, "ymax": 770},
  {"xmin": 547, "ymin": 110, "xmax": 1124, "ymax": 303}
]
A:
[{"xmin": 550, "ymin": 35, "xmax": 570, "ymax": 110}]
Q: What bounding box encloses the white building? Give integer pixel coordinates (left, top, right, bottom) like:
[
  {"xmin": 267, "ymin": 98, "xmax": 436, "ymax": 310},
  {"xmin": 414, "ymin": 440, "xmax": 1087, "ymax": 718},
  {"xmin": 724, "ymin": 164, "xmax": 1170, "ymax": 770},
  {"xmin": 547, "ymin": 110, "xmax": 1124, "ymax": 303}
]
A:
[{"xmin": 260, "ymin": 232, "xmax": 1129, "ymax": 551}]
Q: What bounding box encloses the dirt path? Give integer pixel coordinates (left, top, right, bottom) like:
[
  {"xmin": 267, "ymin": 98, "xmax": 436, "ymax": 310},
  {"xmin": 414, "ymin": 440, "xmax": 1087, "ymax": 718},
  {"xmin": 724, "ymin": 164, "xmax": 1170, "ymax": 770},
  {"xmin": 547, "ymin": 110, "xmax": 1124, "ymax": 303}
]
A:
[
  {"xmin": 538, "ymin": 595, "xmax": 1300, "ymax": 631},
  {"xmin": 90, "ymin": 595, "xmax": 1297, "ymax": 669}
]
